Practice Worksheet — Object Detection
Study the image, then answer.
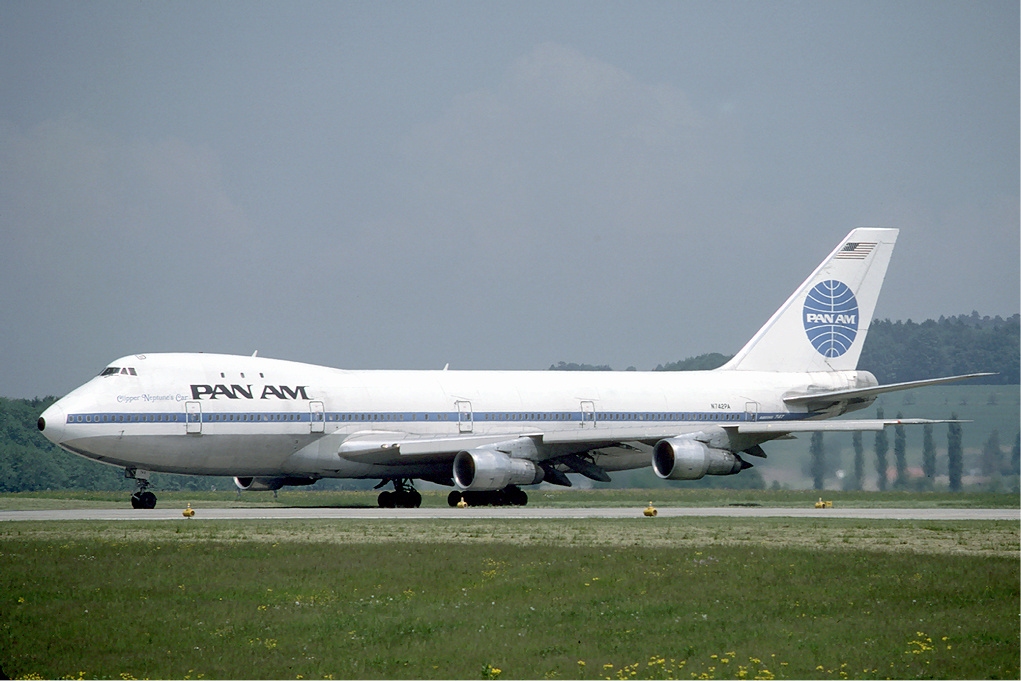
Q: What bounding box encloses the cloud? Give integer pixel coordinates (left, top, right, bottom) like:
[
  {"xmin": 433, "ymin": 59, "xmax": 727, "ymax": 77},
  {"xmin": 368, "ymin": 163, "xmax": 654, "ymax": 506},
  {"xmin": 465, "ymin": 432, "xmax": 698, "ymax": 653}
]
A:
[
  {"xmin": 403, "ymin": 43, "xmax": 746, "ymax": 248},
  {"xmin": 0, "ymin": 116, "xmax": 254, "ymax": 394},
  {"xmin": 2, "ymin": 36, "xmax": 1013, "ymax": 396},
  {"xmin": 0, "ymin": 116, "xmax": 248, "ymax": 285},
  {"xmin": 297, "ymin": 43, "xmax": 763, "ymax": 373}
]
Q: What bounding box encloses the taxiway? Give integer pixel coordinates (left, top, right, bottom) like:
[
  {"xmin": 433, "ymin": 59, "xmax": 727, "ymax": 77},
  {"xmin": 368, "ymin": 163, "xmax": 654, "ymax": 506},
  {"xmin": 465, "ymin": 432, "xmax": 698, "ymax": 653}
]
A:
[{"xmin": 0, "ymin": 506, "xmax": 1015, "ymax": 522}]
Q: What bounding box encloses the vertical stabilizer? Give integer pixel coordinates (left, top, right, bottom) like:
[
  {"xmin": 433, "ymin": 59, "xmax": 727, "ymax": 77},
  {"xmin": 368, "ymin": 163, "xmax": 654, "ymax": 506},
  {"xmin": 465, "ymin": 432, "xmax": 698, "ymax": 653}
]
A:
[{"xmin": 721, "ymin": 228, "xmax": 898, "ymax": 372}]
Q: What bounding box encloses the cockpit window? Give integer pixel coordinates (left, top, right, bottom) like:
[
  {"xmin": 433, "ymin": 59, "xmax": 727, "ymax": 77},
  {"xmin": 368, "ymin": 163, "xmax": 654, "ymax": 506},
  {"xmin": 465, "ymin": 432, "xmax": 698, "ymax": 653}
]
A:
[{"xmin": 100, "ymin": 367, "xmax": 137, "ymax": 376}]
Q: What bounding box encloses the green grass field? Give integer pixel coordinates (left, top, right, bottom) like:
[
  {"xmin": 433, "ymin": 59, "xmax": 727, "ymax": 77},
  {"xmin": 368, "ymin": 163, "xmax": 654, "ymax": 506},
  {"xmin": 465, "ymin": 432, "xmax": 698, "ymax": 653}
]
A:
[{"xmin": 1, "ymin": 515, "xmax": 1017, "ymax": 680}]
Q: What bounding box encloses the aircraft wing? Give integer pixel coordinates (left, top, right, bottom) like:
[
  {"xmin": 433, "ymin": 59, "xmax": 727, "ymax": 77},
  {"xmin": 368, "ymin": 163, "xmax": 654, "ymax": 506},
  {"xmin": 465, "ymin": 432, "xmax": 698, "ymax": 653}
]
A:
[
  {"xmin": 783, "ymin": 372, "xmax": 994, "ymax": 411},
  {"xmin": 337, "ymin": 431, "xmax": 546, "ymax": 464},
  {"xmin": 334, "ymin": 412, "xmax": 961, "ymax": 465},
  {"xmin": 335, "ymin": 427, "xmax": 677, "ymax": 471}
]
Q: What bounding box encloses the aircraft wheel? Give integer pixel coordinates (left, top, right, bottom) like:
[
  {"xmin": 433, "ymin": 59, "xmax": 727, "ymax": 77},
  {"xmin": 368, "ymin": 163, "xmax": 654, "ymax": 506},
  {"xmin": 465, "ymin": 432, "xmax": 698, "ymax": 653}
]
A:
[
  {"xmin": 391, "ymin": 491, "xmax": 422, "ymax": 508},
  {"xmin": 507, "ymin": 487, "xmax": 528, "ymax": 506},
  {"xmin": 378, "ymin": 491, "xmax": 395, "ymax": 508},
  {"xmin": 132, "ymin": 491, "xmax": 156, "ymax": 509},
  {"xmin": 447, "ymin": 491, "xmax": 463, "ymax": 507}
]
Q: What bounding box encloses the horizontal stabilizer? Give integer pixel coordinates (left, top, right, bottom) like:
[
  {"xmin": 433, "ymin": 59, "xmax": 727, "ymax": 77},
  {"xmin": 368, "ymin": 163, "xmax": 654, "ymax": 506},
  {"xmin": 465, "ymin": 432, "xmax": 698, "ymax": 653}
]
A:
[{"xmin": 783, "ymin": 372, "xmax": 995, "ymax": 410}]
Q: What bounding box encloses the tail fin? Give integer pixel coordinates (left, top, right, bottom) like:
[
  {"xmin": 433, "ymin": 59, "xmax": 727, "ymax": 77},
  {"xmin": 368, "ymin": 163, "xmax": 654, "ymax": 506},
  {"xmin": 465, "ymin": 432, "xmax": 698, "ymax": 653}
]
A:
[{"xmin": 722, "ymin": 228, "xmax": 898, "ymax": 372}]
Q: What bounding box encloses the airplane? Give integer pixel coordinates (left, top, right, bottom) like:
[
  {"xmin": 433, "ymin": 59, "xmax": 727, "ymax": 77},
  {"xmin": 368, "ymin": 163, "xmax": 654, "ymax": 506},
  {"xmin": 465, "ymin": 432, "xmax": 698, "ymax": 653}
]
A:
[{"xmin": 37, "ymin": 228, "xmax": 988, "ymax": 509}]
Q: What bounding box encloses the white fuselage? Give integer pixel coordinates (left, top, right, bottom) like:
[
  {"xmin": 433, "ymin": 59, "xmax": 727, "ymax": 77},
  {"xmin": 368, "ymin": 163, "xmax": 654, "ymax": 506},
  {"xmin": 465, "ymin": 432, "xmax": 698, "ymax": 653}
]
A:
[{"xmin": 40, "ymin": 353, "xmax": 873, "ymax": 480}]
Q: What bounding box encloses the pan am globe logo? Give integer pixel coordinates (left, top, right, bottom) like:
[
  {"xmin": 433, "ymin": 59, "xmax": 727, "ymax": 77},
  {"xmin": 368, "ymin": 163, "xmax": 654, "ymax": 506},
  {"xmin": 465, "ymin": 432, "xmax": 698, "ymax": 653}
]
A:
[{"xmin": 803, "ymin": 280, "xmax": 859, "ymax": 357}]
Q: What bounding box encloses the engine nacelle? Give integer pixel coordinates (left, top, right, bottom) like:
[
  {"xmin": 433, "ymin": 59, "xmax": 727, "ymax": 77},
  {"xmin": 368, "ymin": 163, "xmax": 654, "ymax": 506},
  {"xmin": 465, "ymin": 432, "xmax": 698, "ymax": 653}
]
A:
[
  {"xmin": 233, "ymin": 476, "xmax": 319, "ymax": 492},
  {"xmin": 652, "ymin": 438, "xmax": 750, "ymax": 480},
  {"xmin": 453, "ymin": 449, "xmax": 544, "ymax": 491}
]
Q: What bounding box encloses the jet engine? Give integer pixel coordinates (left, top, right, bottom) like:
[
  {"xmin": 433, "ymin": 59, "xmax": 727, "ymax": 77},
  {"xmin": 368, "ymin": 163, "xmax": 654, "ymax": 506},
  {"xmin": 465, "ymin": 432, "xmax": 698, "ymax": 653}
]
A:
[
  {"xmin": 453, "ymin": 449, "xmax": 544, "ymax": 491},
  {"xmin": 233, "ymin": 476, "xmax": 319, "ymax": 492},
  {"xmin": 651, "ymin": 438, "xmax": 751, "ymax": 480}
]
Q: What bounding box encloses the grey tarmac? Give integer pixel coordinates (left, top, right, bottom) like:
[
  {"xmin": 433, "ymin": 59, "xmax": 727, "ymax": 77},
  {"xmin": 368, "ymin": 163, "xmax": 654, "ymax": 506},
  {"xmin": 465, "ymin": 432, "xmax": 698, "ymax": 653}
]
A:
[{"xmin": 0, "ymin": 507, "xmax": 1015, "ymax": 522}]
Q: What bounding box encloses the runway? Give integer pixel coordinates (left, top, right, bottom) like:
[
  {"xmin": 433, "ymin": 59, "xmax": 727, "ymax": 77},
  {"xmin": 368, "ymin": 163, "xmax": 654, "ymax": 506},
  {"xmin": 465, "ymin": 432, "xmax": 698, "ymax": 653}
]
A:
[{"xmin": 0, "ymin": 506, "xmax": 1016, "ymax": 522}]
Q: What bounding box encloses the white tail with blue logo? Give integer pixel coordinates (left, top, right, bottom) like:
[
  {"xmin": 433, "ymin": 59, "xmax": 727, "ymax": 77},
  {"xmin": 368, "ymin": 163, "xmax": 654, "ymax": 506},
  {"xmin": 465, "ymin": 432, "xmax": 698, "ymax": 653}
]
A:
[{"xmin": 722, "ymin": 228, "xmax": 899, "ymax": 373}]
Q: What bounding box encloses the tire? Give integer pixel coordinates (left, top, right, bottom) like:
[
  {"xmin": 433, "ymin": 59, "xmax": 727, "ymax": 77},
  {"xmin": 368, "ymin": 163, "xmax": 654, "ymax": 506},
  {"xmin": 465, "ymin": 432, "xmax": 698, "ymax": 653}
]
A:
[{"xmin": 508, "ymin": 488, "xmax": 528, "ymax": 506}]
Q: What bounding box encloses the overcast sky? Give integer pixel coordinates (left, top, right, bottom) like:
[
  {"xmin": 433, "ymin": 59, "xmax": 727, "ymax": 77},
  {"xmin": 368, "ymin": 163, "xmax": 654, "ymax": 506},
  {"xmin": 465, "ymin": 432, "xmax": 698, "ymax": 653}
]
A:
[{"xmin": 1, "ymin": 1, "xmax": 1018, "ymax": 398}]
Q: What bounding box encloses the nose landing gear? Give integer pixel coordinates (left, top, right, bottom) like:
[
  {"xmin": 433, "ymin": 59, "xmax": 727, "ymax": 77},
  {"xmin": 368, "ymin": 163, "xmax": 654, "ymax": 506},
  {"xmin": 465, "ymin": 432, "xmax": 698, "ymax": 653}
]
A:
[
  {"xmin": 131, "ymin": 489, "xmax": 157, "ymax": 509},
  {"xmin": 126, "ymin": 468, "xmax": 157, "ymax": 509}
]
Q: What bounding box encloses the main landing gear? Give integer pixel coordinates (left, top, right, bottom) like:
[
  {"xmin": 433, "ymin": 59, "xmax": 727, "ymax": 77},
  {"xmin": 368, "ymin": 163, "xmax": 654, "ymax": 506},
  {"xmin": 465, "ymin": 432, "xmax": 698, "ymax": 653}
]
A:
[
  {"xmin": 447, "ymin": 485, "xmax": 528, "ymax": 507},
  {"xmin": 126, "ymin": 468, "xmax": 157, "ymax": 509},
  {"xmin": 376, "ymin": 478, "xmax": 422, "ymax": 508}
]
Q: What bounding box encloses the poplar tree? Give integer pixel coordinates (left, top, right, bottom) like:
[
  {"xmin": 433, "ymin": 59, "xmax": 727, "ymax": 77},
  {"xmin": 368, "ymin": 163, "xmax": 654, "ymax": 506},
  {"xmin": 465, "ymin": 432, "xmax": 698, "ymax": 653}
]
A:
[
  {"xmin": 947, "ymin": 413, "xmax": 963, "ymax": 492},
  {"xmin": 894, "ymin": 412, "xmax": 907, "ymax": 489},
  {"xmin": 810, "ymin": 431, "xmax": 825, "ymax": 490},
  {"xmin": 922, "ymin": 424, "xmax": 936, "ymax": 490},
  {"xmin": 874, "ymin": 408, "xmax": 889, "ymax": 491},
  {"xmin": 981, "ymin": 430, "xmax": 1002, "ymax": 477},
  {"xmin": 852, "ymin": 431, "xmax": 864, "ymax": 491}
]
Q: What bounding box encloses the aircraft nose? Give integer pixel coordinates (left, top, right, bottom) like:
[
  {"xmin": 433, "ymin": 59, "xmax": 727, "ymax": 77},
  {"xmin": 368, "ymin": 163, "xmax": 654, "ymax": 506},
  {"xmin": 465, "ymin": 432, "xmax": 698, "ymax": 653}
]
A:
[{"xmin": 38, "ymin": 401, "xmax": 67, "ymax": 445}]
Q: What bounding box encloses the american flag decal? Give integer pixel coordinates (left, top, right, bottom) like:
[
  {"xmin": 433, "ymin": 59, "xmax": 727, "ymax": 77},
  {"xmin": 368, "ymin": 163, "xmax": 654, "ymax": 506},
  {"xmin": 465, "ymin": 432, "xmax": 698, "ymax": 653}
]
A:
[{"xmin": 835, "ymin": 241, "xmax": 876, "ymax": 259}]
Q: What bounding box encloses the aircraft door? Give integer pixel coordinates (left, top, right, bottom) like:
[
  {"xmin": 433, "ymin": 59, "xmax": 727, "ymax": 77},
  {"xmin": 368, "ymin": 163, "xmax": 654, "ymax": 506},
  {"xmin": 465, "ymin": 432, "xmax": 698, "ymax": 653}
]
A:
[
  {"xmin": 310, "ymin": 401, "xmax": 325, "ymax": 433},
  {"xmin": 456, "ymin": 400, "xmax": 473, "ymax": 433},
  {"xmin": 185, "ymin": 401, "xmax": 202, "ymax": 435},
  {"xmin": 580, "ymin": 400, "xmax": 596, "ymax": 427},
  {"xmin": 745, "ymin": 401, "xmax": 759, "ymax": 422}
]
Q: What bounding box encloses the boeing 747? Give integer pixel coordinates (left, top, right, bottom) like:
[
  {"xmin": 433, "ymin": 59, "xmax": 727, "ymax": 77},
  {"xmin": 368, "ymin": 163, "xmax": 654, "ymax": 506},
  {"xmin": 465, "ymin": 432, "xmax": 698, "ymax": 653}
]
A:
[{"xmin": 37, "ymin": 228, "xmax": 987, "ymax": 508}]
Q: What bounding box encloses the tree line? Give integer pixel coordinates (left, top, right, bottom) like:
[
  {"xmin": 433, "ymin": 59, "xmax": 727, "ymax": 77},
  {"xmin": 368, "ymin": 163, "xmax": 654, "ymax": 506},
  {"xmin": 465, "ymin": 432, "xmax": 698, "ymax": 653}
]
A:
[
  {"xmin": 857, "ymin": 313, "xmax": 1019, "ymax": 384},
  {"xmin": 809, "ymin": 407, "xmax": 1020, "ymax": 493},
  {"xmin": 552, "ymin": 313, "xmax": 1018, "ymax": 382}
]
